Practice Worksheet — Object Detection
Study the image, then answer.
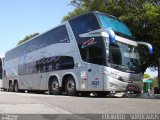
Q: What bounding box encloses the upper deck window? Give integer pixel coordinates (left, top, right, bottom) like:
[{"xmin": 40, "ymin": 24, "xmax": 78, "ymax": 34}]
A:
[
  {"xmin": 96, "ymin": 13, "xmax": 133, "ymax": 39},
  {"xmin": 5, "ymin": 25, "xmax": 69, "ymax": 61},
  {"xmin": 70, "ymin": 13, "xmax": 100, "ymax": 38},
  {"xmin": 69, "ymin": 13, "xmax": 106, "ymax": 66}
]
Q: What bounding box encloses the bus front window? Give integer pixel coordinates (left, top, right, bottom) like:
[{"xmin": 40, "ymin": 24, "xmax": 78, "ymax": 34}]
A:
[
  {"xmin": 97, "ymin": 13, "xmax": 133, "ymax": 39},
  {"xmin": 109, "ymin": 41, "xmax": 141, "ymax": 73}
]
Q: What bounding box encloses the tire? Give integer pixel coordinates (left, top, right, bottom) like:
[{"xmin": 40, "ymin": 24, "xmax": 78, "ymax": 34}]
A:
[
  {"xmin": 48, "ymin": 77, "xmax": 61, "ymax": 95},
  {"xmin": 13, "ymin": 81, "xmax": 19, "ymax": 92},
  {"xmin": 65, "ymin": 76, "xmax": 77, "ymax": 96},
  {"xmin": 8, "ymin": 82, "xmax": 13, "ymax": 92}
]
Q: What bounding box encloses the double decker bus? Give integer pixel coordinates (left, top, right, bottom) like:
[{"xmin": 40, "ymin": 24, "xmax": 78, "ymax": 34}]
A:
[{"xmin": 3, "ymin": 11, "xmax": 153, "ymax": 96}]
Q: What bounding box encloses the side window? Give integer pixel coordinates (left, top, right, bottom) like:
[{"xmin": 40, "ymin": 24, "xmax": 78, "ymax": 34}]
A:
[
  {"xmin": 70, "ymin": 13, "xmax": 99, "ymax": 39},
  {"xmin": 69, "ymin": 13, "xmax": 106, "ymax": 66},
  {"xmin": 35, "ymin": 56, "xmax": 74, "ymax": 73},
  {"xmin": 80, "ymin": 37, "xmax": 105, "ymax": 65},
  {"xmin": 27, "ymin": 25, "xmax": 70, "ymax": 52},
  {"xmin": 50, "ymin": 26, "xmax": 70, "ymax": 44},
  {"xmin": 5, "ymin": 25, "xmax": 70, "ymax": 61},
  {"xmin": 109, "ymin": 43, "xmax": 122, "ymax": 65},
  {"xmin": 58, "ymin": 56, "xmax": 74, "ymax": 70}
]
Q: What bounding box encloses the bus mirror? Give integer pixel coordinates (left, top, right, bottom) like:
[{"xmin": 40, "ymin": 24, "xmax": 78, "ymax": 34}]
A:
[
  {"xmin": 137, "ymin": 42, "xmax": 153, "ymax": 55},
  {"xmin": 105, "ymin": 29, "xmax": 116, "ymax": 44},
  {"xmin": 79, "ymin": 28, "xmax": 116, "ymax": 44}
]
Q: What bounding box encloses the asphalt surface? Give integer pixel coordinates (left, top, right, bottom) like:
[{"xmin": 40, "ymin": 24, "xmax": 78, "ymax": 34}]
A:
[{"xmin": 0, "ymin": 91, "xmax": 160, "ymax": 120}]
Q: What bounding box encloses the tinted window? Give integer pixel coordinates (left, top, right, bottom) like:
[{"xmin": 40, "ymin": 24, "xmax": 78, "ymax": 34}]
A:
[
  {"xmin": 96, "ymin": 13, "xmax": 133, "ymax": 39},
  {"xmin": 18, "ymin": 56, "xmax": 74, "ymax": 75},
  {"xmin": 109, "ymin": 41, "xmax": 141, "ymax": 73},
  {"xmin": 79, "ymin": 37, "xmax": 106, "ymax": 65},
  {"xmin": 69, "ymin": 13, "xmax": 106, "ymax": 65},
  {"xmin": 5, "ymin": 25, "xmax": 69, "ymax": 61},
  {"xmin": 70, "ymin": 13, "xmax": 99, "ymax": 38}
]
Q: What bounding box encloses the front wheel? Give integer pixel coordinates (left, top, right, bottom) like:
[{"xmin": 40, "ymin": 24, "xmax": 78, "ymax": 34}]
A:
[
  {"xmin": 65, "ymin": 77, "xmax": 77, "ymax": 96},
  {"xmin": 48, "ymin": 77, "xmax": 61, "ymax": 95}
]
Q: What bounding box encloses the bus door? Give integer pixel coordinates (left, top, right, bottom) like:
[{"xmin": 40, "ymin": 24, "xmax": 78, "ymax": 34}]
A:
[
  {"xmin": 87, "ymin": 64, "xmax": 104, "ymax": 91},
  {"xmin": 80, "ymin": 36, "xmax": 105, "ymax": 91}
]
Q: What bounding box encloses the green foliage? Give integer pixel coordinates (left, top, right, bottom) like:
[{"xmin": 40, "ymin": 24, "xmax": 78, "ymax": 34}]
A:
[
  {"xmin": 143, "ymin": 74, "xmax": 158, "ymax": 88},
  {"xmin": 63, "ymin": 0, "xmax": 160, "ymax": 73},
  {"xmin": 17, "ymin": 33, "xmax": 40, "ymax": 45},
  {"xmin": 151, "ymin": 77, "xmax": 159, "ymax": 88}
]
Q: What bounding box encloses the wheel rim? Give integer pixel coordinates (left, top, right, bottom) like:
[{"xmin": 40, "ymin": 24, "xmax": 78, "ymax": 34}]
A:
[
  {"xmin": 51, "ymin": 80, "xmax": 59, "ymax": 91},
  {"xmin": 67, "ymin": 80, "xmax": 75, "ymax": 92}
]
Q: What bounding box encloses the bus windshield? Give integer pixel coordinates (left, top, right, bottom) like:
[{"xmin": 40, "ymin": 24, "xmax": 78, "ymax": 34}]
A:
[
  {"xmin": 97, "ymin": 13, "xmax": 133, "ymax": 39},
  {"xmin": 109, "ymin": 41, "xmax": 141, "ymax": 73}
]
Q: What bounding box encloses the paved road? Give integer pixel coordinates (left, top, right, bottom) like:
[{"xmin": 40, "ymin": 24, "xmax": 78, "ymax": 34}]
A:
[{"xmin": 0, "ymin": 91, "xmax": 160, "ymax": 119}]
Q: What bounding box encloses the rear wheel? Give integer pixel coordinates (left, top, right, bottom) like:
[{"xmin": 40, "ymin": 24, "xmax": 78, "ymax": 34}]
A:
[
  {"xmin": 65, "ymin": 76, "xmax": 77, "ymax": 96},
  {"xmin": 49, "ymin": 77, "xmax": 61, "ymax": 95}
]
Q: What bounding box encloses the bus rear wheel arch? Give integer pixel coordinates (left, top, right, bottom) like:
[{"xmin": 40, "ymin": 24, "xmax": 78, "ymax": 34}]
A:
[{"xmin": 48, "ymin": 76, "xmax": 61, "ymax": 95}]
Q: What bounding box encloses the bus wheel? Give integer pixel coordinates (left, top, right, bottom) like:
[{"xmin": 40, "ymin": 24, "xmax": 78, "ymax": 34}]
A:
[
  {"xmin": 8, "ymin": 82, "xmax": 13, "ymax": 92},
  {"xmin": 65, "ymin": 76, "xmax": 77, "ymax": 96},
  {"xmin": 13, "ymin": 81, "xmax": 19, "ymax": 92},
  {"xmin": 49, "ymin": 77, "xmax": 61, "ymax": 95}
]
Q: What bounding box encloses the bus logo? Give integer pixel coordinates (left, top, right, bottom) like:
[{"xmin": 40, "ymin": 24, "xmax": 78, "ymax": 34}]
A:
[{"xmin": 81, "ymin": 38, "xmax": 96, "ymax": 48}]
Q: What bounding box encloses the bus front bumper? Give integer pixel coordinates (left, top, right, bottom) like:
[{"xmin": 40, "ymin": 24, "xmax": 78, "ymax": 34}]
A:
[{"xmin": 104, "ymin": 75, "xmax": 143, "ymax": 93}]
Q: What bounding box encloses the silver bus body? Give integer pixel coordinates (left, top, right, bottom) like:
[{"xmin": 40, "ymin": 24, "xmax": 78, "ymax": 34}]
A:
[{"xmin": 3, "ymin": 11, "xmax": 152, "ymax": 95}]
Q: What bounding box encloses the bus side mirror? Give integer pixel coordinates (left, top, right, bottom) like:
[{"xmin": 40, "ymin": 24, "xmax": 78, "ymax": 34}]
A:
[
  {"xmin": 105, "ymin": 29, "xmax": 116, "ymax": 44},
  {"xmin": 79, "ymin": 28, "xmax": 116, "ymax": 44},
  {"xmin": 137, "ymin": 42, "xmax": 153, "ymax": 55}
]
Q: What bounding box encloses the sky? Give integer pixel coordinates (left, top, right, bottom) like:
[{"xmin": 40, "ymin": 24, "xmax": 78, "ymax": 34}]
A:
[{"xmin": 0, "ymin": 0, "xmax": 73, "ymax": 57}]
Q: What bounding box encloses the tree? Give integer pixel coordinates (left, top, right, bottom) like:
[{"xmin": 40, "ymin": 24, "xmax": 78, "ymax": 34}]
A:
[
  {"xmin": 17, "ymin": 33, "xmax": 40, "ymax": 45},
  {"xmin": 63, "ymin": 0, "xmax": 160, "ymax": 73},
  {"xmin": 150, "ymin": 77, "xmax": 159, "ymax": 88}
]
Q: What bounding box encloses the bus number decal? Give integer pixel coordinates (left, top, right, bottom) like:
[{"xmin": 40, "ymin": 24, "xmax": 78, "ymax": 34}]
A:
[{"xmin": 91, "ymin": 80, "xmax": 99, "ymax": 87}]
